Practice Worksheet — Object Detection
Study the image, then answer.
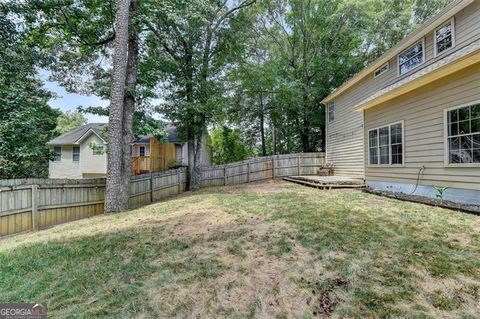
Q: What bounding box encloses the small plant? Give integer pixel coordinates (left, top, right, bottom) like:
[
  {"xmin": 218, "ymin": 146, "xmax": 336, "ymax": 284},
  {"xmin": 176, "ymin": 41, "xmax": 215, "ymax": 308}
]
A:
[{"xmin": 433, "ymin": 186, "xmax": 449, "ymax": 201}]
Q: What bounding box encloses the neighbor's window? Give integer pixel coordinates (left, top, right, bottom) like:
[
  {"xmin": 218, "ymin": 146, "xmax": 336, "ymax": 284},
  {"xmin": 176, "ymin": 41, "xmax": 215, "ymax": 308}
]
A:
[
  {"xmin": 446, "ymin": 103, "xmax": 480, "ymax": 164},
  {"xmin": 328, "ymin": 102, "xmax": 335, "ymax": 123},
  {"xmin": 368, "ymin": 122, "xmax": 403, "ymax": 165},
  {"xmin": 435, "ymin": 18, "xmax": 455, "ymax": 57},
  {"xmin": 374, "ymin": 62, "xmax": 389, "ymax": 78},
  {"xmin": 53, "ymin": 146, "xmax": 61, "ymax": 161},
  {"xmin": 139, "ymin": 146, "xmax": 146, "ymax": 157},
  {"xmin": 398, "ymin": 40, "xmax": 424, "ymax": 75},
  {"xmin": 73, "ymin": 146, "xmax": 80, "ymax": 161},
  {"xmin": 93, "ymin": 145, "xmax": 104, "ymax": 155}
]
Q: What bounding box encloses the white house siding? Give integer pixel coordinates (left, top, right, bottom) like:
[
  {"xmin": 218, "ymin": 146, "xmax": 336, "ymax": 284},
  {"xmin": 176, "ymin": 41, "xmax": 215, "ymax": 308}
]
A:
[
  {"xmin": 49, "ymin": 145, "xmax": 82, "ymax": 179},
  {"xmin": 80, "ymin": 134, "xmax": 107, "ymax": 177}
]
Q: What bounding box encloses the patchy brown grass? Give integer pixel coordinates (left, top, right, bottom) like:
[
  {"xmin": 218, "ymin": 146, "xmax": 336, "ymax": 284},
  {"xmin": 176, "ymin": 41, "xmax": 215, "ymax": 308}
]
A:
[{"xmin": 1, "ymin": 180, "xmax": 479, "ymax": 318}]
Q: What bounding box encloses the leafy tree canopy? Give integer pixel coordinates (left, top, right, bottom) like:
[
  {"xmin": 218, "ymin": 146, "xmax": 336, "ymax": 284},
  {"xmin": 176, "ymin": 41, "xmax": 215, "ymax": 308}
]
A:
[
  {"xmin": 0, "ymin": 5, "xmax": 60, "ymax": 178},
  {"xmin": 55, "ymin": 110, "xmax": 88, "ymax": 134}
]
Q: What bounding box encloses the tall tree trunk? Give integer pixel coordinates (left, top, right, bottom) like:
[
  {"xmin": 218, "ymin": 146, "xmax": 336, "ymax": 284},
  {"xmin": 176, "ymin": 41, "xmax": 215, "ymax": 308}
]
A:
[
  {"xmin": 272, "ymin": 125, "xmax": 276, "ymax": 155},
  {"xmin": 301, "ymin": 85, "xmax": 310, "ymax": 152},
  {"xmin": 184, "ymin": 48, "xmax": 196, "ymax": 190},
  {"xmin": 122, "ymin": 0, "xmax": 139, "ymax": 201},
  {"xmin": 188, "ymin": 27, "xmax": 212, "ymax": 190},
  {"xmin": 259, "ymin": 92, "xmax": 266, "ymax": 156},
  {"xmin": 105, "ymin": 0, "xmax": 130, "ymax": 213},
  {"xmin": 190, "ymin": 133, "xmax": 203, "ymax": 189}
]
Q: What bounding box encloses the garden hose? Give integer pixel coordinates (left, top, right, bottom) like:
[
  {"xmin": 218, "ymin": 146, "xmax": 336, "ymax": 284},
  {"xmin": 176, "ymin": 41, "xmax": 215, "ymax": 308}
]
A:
[{"xmin": 410, "ymin": 165, "xmax": 425, "ymax": 195}]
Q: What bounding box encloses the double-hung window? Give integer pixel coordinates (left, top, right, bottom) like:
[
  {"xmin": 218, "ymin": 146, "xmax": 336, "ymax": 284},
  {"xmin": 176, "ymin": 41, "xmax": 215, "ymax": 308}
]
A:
[
  {"xmin": 53, "ymin": 146, "xmax": 61, "ymax": 161},
  {"xmin": 328, "ymin": 102, "xmax": 335, "ymax": 123},
  {"xmin": 435, "ymin": 18, "xmax": 455, "ymax": 57},
  {"xmin": 368, "ymin": 122, "xmax": 404, "ymax": 166},
  {"xmin": 73, "ymin": 146, "xmax": 80, "ymax": 161},
  {"xmin": 446, "ymin": 103, "xmax": 480, "ymax": 165},
  {"xmin": 398, "ymin": 39, "xmax": 425, "ymax": 76},
  {"xmin": 139, "ymin": 146, "xmax": 146, "ymax": 157}
]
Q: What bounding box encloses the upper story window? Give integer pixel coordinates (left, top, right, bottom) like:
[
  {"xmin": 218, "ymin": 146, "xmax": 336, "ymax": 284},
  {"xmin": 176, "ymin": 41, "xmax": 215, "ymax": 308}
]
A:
[
  {"xmin": 398, "ymin": 39, "xmax": 425, "ymax": 76},
  {"xmin": 53, "ymin": 146, "xmax": 61, "ymax": 161},
  {"xmin": 446, "ymin": 103, "xmax": 480, "ymax": 165},
  {"xmin": 328, "ymin": 102, "xmax": 335, "ymax": 123},
  {"xmin": 139, "ymin": 146, "xmax": 146, "ymax": 157},
  {"xmin": 368, "ymin": 121, "xmax": 404, "ymax": 166},
  {"xmin": 73, "ymin": 146, "xmax": 80, "ymax": 161},
  {"xmin": 374, "ymin": 62, "xmax": 389, "ymax": 78},
  {"xmin": 435, "ymin": 18, "xmax": 455, "ymax": 57}
]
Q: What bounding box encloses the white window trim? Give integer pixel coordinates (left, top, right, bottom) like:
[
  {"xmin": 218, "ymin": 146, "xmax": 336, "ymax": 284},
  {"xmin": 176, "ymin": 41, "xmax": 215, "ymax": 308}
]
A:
[
  {"xmin": 374, "ymin": 62, "xmax": 389, "ymax": 78},
  {"xmin": 328, "ymin": 101, "xmax": 335, "ymax": 123},
  {"xmin": 443, "ymin": 100, "xmax": 480, "ymax": 168},
  {"xmin": 53, "ymin": 146, "xmax": 62, "ymax": 162},
  {"xmin": 72, "ymin": 146, "xmax": 80, "ymax": 162},
  {"xmin": 434, "ymin": 17, "xmax": 455, "ymax": 58},
  {"xmin": 139, "ymin": 146, "xmax": 146, "ymax": 157},
  {"xmin": 397, "ymin": 38, "xmax": 426, "ymax": 77},
  {"xmin": 367, "ymin": 120, "xmax": 405, "ymax": 167}
]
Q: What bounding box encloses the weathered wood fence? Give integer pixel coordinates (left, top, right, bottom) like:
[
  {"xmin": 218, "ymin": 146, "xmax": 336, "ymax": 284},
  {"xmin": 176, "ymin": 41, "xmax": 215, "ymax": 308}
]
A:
[
  {"xmin": 201, "ymin": 152, "xmax": 325, "ymax": 187},
  {"xmin": 0, "ymin": 153, "xmax": 324, "ymax": 237}
]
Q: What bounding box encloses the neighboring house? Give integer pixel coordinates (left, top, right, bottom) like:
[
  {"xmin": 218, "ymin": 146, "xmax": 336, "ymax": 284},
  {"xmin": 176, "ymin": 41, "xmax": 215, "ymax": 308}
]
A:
[
  {"xmin": 322, "ymin": 0, "xmax": 480, "ymax": 204},
  {"xmin": 48, "ymin": 124, "xmax": 212, "ymax": 178},
  {"xmin": 131, "ymin": 128, "xmax": 212, "ymax": 175},
  {"xmin": 48, "ymin": 123, "xmax": 108, "ymax": 179}
]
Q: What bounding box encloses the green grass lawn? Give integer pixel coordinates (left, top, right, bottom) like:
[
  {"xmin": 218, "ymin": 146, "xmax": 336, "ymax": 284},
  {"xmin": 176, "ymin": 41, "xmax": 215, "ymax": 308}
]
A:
[{"xmin": 1, "ymin": 181, "xmax": 479, "ymax": 318}]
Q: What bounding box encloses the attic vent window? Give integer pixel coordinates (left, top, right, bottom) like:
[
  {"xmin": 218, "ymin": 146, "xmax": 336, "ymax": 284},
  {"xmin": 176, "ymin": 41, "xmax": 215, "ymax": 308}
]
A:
[
  {"xmin": 374, "ymin": 63, "xmax": 389, "ymax": 78},
  {"xmin": 435, "ymin": 18, "xmax": 455, "ymax": 57},
  {"xmin": 398, "ymin": 39, "xmax": 424, "ymax": 75}
]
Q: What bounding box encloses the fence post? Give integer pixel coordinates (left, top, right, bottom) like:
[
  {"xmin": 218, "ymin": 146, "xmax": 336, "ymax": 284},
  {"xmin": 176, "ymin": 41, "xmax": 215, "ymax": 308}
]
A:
[
  {"xmin": 272, "ymin": 157, "xmax": 275, "ymax": 180},
  {"xmin": 298, "ymin": 155, "xmax": 301, "ymax": 176},
  {"xmin": 150, "ymin": 173, "xmax": 154, "ymax": 203},
  {"xmin": 247, "ymin": 162, "xmax": 250, "ymax": 183},
  {"xmin": 31, "ymin": 185, "xmax": 40, "ymax": 231},
  {"xmin": 177, "ymin": 170, "xmax": 181, "ymax": 193},
  {"xmin": 224, "ymin": 166, "xmax": 227, "ymax": 186}
]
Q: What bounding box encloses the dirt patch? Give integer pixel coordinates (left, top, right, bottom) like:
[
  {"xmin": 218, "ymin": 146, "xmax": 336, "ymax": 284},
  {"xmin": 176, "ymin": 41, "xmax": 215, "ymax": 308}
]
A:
[
  {"xmin": 228, "ymin": 179, "xmax": 294, "ymax": 194},
  {"xmin": 147, "ymin": 210, "xmax": 325, "ymax": 318},
  {"xmin": 302, "ymin": 277, "xmax": 349, "ymax": 317}
]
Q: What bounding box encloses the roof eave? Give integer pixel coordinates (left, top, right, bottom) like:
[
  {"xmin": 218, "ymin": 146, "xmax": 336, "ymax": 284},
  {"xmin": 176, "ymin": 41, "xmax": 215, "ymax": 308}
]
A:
[
  {"xmin": 353, "ymin": 45, "xmax": 480, "ymax": 112},
  {"xmin": 322, "ymin": 0, "xmax": 474, "ymax": 104},
  {"xmin": 75, "ymin": 128, "xmax": 106, "ymax": 144}
]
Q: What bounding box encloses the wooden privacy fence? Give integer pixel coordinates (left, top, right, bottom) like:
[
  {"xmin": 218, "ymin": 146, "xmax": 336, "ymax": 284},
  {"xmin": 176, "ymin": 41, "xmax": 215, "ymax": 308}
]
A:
[
  {"xmin": 0, "ymin": 153, "xmax": 324, "ymax": 237},
  {"xmin": 0, "ymin": 169, "xmax": 188, "ymax": 237},
  {"xmin": 200, "ymin": 152, "xmax": 325, "ymax": 187}
]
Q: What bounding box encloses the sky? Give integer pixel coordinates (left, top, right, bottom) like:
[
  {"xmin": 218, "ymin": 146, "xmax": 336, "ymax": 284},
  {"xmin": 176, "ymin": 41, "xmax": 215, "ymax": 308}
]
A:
[{"xmin": 39, "ymin": 70, "xmax": 109, "ymax": 124}]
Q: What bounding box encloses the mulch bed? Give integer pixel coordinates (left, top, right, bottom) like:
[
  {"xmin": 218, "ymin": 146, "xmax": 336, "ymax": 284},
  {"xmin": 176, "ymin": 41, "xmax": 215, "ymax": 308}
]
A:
[{"xmin": 365, "ymin": 188, "xmax": 480, "ymax": 215}]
